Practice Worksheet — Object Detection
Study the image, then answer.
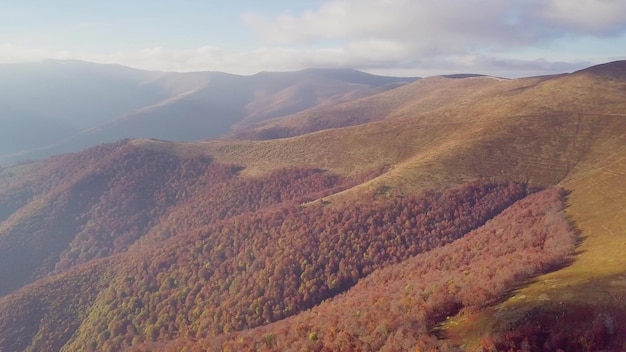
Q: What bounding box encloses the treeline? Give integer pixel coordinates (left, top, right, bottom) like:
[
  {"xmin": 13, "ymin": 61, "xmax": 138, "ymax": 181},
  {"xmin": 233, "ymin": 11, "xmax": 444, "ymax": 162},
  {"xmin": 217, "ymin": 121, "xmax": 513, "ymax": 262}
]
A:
[
  {"xmin": 138, "ymin": 167, "xmax": 349, "ymax": 245},
  {"xmin": 63, "ymin": 181, "xmax": 530, "ymax": 351},
  {"xmin": 236, "ymin": 117, "xmax": 364, "ymax": 141},
  {"xmin": 142, "ymin": 187, "xmax": 578, "ymax": 351}
]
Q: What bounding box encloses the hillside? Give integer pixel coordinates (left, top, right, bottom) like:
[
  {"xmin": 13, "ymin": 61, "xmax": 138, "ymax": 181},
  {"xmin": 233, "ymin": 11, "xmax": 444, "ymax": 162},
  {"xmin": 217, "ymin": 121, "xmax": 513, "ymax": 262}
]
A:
[
  {"xmin": 143, "ymin": 187, "xmax": 580, "ymax": 351},
  {"xmin": 176, "ymin": 61, "xmax": 625, "ymax": 194},
  {"xmin": 0, "ymin": 141, "xmax": 535, "ymax": 351},
  {"xmin": 0, "ymin": 61, "xmax": 415, "ymax": 165},
  {"xmin": 0, "ymin": 60, "xmax": 625, "ymax": 351},
  {"xmin": 233, "ymin": 74, "xmax": 527, "ymax": 140},
  {"xmin": 129, "ymin": 60, "xmax": 626, "ymax": 349}
]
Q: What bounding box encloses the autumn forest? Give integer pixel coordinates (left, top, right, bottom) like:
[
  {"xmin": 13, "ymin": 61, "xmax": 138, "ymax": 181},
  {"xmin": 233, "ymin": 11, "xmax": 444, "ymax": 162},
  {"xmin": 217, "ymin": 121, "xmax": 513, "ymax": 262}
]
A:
[{"xmin": 0, "ymin": 139, "xmax": 589, "ymax": 351}]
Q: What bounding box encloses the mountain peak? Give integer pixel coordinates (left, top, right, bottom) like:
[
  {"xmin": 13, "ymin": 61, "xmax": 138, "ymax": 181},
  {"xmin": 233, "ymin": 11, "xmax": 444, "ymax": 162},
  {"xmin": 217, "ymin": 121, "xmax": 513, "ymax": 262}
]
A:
[{"xmin": 574, "ymin": 60, "xmax": 626, "ymax": 79}]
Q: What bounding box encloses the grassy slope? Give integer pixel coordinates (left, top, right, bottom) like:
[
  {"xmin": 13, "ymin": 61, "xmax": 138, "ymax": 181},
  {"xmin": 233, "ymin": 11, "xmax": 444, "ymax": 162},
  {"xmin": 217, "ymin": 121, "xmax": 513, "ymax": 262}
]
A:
[
  {"xmin": 432, "ymin": 64, "xmax": 626, "ymax": 346},
  {"xmin": 444, "ymin": 120, "xmax": 626, "ymax": 348},
  {"xmin": 236, "ymin": 74, "xmax": 541, "ymax": 139},
  {"xmin": 135, "ymin": 64, "xmax": 626, "ymax": 193}
]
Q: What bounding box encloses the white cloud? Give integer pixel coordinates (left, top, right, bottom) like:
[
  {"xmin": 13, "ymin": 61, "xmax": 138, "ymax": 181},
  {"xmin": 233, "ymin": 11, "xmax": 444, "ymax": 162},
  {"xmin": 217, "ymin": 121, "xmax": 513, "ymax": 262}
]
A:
[
  {"xmin": 242, "ymin": 0, "xmax": 626, "ymax": 55},
  {"xmin": 537, "ymin": 0, "xmax": 626, "ymax": 35},
  {"xmin": 237, "ymin": 0, "xmax": 626, "ymax": 76},
  {"xmin": 2, "ymin": 0, "xmax": 625, "ymax": 77},
  {"xmin": 0, "ymin": 43, "xmax": 62, "ymax": 62},
  {"xmin": 242, "ymin": 0, "xmax": 518, "ymax": 51}
]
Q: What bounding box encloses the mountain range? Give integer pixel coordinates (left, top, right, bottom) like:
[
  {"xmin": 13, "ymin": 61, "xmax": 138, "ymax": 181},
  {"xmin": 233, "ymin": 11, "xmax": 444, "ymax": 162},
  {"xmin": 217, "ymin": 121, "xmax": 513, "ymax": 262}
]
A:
[
  {"xmin": 0, "ymin": 60, "xmax": 625, "ymax": 351},
  {"xmin": 0, "ymin": 60, "xmax": 416, "ymax": 165}
]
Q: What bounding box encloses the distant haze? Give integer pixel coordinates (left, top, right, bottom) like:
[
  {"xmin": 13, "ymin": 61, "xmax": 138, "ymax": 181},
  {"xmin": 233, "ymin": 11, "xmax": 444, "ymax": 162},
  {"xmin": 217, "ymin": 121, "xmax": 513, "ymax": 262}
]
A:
[{"xmin": 0, "ymin": 60, "xmax": 416, "ymax": 165}]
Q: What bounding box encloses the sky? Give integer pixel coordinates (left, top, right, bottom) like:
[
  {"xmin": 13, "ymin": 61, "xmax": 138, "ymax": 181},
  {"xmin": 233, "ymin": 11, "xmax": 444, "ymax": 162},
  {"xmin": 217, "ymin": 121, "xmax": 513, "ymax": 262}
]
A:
[{"xmin": 1, "ymin": 0, "xmax": 625, "ymax": 78}]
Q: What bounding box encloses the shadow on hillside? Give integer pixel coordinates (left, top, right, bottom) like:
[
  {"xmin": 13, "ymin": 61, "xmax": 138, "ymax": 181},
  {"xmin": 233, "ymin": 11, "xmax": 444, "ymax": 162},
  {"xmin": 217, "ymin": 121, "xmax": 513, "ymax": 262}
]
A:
[
  {"xmin": 430, "ymin": 254, "xmax": 580, "ymax": 339},
  {"xmin": 483, "ymin": 274, "xmax": 626, "ymax": 351}
]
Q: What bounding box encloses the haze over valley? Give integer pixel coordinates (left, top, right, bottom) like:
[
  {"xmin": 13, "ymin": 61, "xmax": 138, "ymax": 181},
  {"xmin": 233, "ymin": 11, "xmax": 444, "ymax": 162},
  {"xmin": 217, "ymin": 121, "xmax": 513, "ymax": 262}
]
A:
[{"xmin": 0, "ymin": 60, "xmax": 415, "ymax": 165}]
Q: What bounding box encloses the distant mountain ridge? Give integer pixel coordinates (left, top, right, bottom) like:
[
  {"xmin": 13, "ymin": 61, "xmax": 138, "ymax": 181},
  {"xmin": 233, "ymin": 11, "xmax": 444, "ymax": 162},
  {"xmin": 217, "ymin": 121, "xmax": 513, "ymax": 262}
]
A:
[{"xmin": 0, "ymin": 60, "xmax": 417, "ymax": 165}]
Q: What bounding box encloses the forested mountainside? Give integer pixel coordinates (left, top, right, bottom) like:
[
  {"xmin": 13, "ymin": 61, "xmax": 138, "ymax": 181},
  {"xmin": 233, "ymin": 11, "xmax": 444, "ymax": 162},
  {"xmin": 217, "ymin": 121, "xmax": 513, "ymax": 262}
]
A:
[
  {"xmin": 0, "ymin": 140, "xmax": 541, "ymax": 351},
  {"xmin": 145, "ymin": 188, "xmax": 584, "ymax": 352},
  {"xmin": 0, "ymin": 61, "xmax": 625, "ymax": 351},
  {"xmin": 0, "ymin": 147, "xmax": 587, "ymax": 351},
  {"xmin": 0, "ymin": 141, "xmax": 362, "ymax": 296}
]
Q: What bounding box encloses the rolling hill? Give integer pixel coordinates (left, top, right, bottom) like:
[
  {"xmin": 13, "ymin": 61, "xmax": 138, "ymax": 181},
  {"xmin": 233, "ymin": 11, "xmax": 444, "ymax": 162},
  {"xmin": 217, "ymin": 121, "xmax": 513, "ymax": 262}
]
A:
[
  {"xmin": 0, "ymin": 61, "xmax": 416, "ymax": 165},
  {"xmin": 0, "ymin": 60, "xmax": 625, "ymax": 351}
]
